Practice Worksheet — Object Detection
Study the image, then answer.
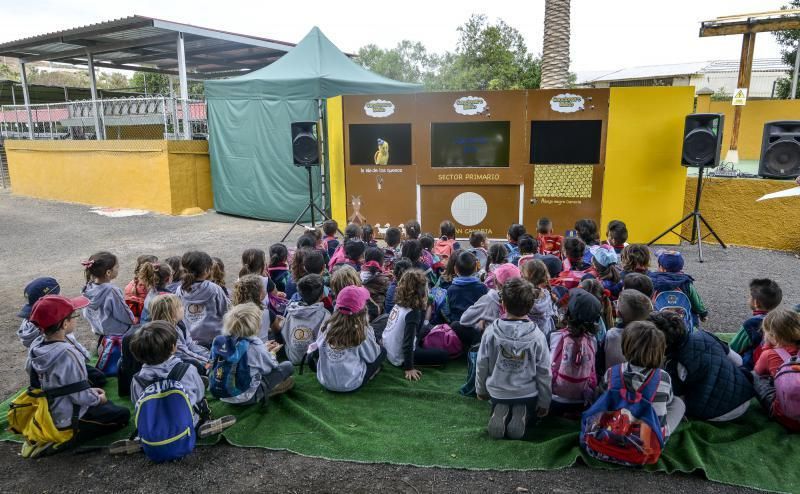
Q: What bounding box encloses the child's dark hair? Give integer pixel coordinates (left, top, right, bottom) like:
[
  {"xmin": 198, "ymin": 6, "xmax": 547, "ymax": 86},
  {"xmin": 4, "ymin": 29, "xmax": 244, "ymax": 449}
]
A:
[
  {"xmin": 130, "ymin": 321, "xmax": 178, "ymax": 365},
  {"xmin": 621, "ymin": 244, "xmax": 651, "ymax": 273},
  {"xmin": 239, "ymin": 248, "xmax": 267, "ymax": 278},
  {"xmin": 750, "ymin": 278, "xmax": 783, "ymax": 311},
  {"xmin": 454, "ymin": 250, "xmax": 477, "ymax": 277},
  {"xmin": 210, "ymin": 257, "xmax": 226, "ymax": 289},
  {"xmin": 622, "ymin": 321, "xmax": 666, "ymax": 368},
  {"xmin": 440, "ymin": 220, "xmax": 456, "ymax": 240},
  {"xmin": 385, "ymin": 227, "xmax": 402, "ymax": 247},
  {"xmin": 469, "ymin": 231, "xmax": 486, "ymax": 248},
  {"xmin": 507, "ymin": 223, "xmax": 526, "ymax": 242},
  {"xmin": 400, "ymin": 239, "xmax": 422, "ymax": 263},
  {"xmin": 393, "ymin": 257, "xmax": 413, "ymax": 281},
  {"xmin": 82, "ymin": 251, "xmax": 119, "ymax": 287},
  {"xmin": 269, "ymin": 243, "xmax": 289, "ymax": 266},
  {"xmin": 134, "ymin": 255, "xmax": 158, "ymax": 280},
  {"xmin": 623, "ymin": 272, "xmax": 654, "ymax": 298},
  {"xmin": 607, "ymin": 220, "xmax": 628, "ymax": 246},
  {"xmin": 501, "ymin": 278, "xmax": 537, "ymax": 317},
  {"xmin": 296, "ymin": 234, "xmax": 316, "ymax": 250},
  {"xmin": 181, "ymin": 251, "xmax": 213, "ymax": 292},
  {"xmin": 439, "ymin": 255, "xmax": 458, "ymax": 284},
  {"xmin": 580, "ymin": 278, "xmax": 614, "ymax": 331},
  {"xmin": 297, "ymin": 274, "xmax": 325, "ymax": 305},
  {"xmin": 518, "ymin": 235, "xmax": 537, "ymax": 255},
  {"xmin": 232, "ymin": 274, "xmax": 264, "ymax": 309},
  {"xmin": 404, "ymin": 220, "xmax": 420, "ymax": 239},
  {"xmin": 139, "ymin": 262, "xmax": 172, "ymax": 291},
  {"xmin": 322, "ymin": 219, "xmax": 338, "ymax": 236},
  {"xmin": 419, "ymin": 233, "xmax": 435, "ymax": 251},
  {"xmin": 303, "ymin": 249, "xmax": 325, "ymax": 275},
  {"xmin": 362, "ymin": 224, "xmax": 374, "ymax": 244},
  {"xmin": 563, "ymin": 237, "xmax": 586, "ymax": 262},
  {"xmin": 290, "ymin": 248, "xmax": 310, "ymax": 282},
  {"xmin": 41, "ymin": 314, "xmax": 73, "ymax": 337},
  {"xmin": 344, "ymin": 223, "xmax": 362, "ymax": 241},
  {"xmin": 486, "ymin": 243, "xmax": 508, "ymax": 270},
  {"xmin": 566, "ymin": 301, "xmax": 599, "ymax": 338},
  {"xmin": 364, "ymin": 247, "xmax": 385, "ymax": 273},
  {"xmin": 647, "ymin": 310, "xmax": 686, "ymax": 352},
  {"xmin": 537, "ymin": 217, "xmax": 552, "ymax": 235},
  {"xmin": 165, "ymin": 256, "xmax": 183, "ymax": 281},
  {"xmin": 575, "ymin": 219, "xmax": 599, "ymax": 246},
  {"xmin": 345, "ymin": 239, "xmax": 367, "ymax": 262},
  {"xmin": 521, "ymin": 259, "xmax": 549, "ymax": 287}
]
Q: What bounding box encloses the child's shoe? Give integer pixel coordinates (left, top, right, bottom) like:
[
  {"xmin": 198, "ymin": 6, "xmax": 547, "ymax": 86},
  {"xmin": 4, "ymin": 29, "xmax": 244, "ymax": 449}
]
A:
[
  {"xmin": 198, "ymin": 415, "xmax": 237, "ymax": 438},
  {"xmin": 488, "ymin": 403, "xmax": 509, "ymax": 439},
  {"xmin": 109, "ymin": 438, "xmax": 142, "ymax": 455},
  {"xmin": 268, "ymin": 376, "xmax": 295, "ymax": 397},
  {"xmin": 506, "ymin": 404, "xmax": 528, "ymax": 440}
]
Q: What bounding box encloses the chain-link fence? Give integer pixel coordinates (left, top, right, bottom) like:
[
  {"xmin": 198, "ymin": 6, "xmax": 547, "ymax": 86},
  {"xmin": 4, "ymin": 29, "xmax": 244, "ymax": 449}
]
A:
[{"xmin": 0, "ymin": 96, "xmax": 207, "ymax": 141}]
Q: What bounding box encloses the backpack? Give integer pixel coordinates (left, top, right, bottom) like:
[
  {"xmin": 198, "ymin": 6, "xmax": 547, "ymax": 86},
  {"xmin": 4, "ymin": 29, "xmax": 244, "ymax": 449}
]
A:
[
  {"xmin": 134, "ymin": 362, "xmax": 196, "ymax": 463},
  {"xmin": 269, "ymin": 268, "xmax": 290, "ymax": 293},
  {"xmin": 652, "ymin": 290, "xmax": 694, "ymax": 332},
  {"xmin": 467, "ymin": 247, "xmax": 488, "ymax": 272},
  {"xmin": 551, "ymin": 331, "xmax": 597, "ymax": 402},
  {"xmin": 422, "ymin": 324, "xmax": 463, "ymax": 358},
  {"xmin": 268, "ymin": 292, "xmax": 290, "ymax": 317},
  {"xmin": 518, "ymin": 254, "xmax": 536, "ymax": 267},
  {"xmin": 208, "ymin": 336, "xmax": 253, "ymax": 399},
  {"xmin": 459, "ymin": 344, "xmax": 480, "ymax": 397},
  {"xmin": 505, "ymin": 243, "xmax": 521, "ymax": 266},
  {"xmin": 7, "ymin": 380, "xmax": 91, "ymax": 447},
  {"xmin": 429, "ymin": 286, "xmax": 450, "ymax": 325},
  {"xmin": 774, "ymin": 348, "xmax": 800, "ymax": 421},
  {"xmin": 538, "ymin": 235, "xmax": 564, "ymax": 259},
  {"xmin": 433, "ymin": 238, "xmax": 456, "ymax": 260},
  {"xmin": 118, "ymin": 329, "xmax": 143, "ymax": 397},
  {"xmin": 581, "ymin": 366, "xmax": 665, "ymax": 466},
  {"xmin": 552, "ymin": 268, "xmax": 593, "ymax": 290},
  {"xmin": 97, "ymin": 334, "xmax": 124, "ymax": 377}
]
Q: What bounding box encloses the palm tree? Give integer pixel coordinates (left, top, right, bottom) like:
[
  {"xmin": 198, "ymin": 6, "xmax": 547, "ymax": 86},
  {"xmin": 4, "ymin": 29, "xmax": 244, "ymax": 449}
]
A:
[{"xmin": 540, "ymin": 0, "xmax": 571, "ymax": 89}]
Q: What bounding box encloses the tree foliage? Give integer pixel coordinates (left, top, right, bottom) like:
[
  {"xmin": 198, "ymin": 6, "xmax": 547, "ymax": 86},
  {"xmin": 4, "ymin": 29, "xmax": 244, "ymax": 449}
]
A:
[{"xmin": 774, "ymin": 0, "xmax": 800, "ymax": 98}]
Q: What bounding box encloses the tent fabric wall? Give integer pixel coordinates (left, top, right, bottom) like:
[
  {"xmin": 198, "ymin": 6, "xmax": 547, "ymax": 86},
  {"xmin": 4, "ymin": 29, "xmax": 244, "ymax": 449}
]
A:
[{"xmin": 205, "ymin": 27, "xmax": 420, "ymax": 222}]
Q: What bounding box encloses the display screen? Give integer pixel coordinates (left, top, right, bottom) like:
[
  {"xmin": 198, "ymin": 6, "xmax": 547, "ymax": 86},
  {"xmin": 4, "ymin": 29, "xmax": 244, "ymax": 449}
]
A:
[
  {"xmin": 530, "ymin": 120, "xmax": 603, "ymax": 164},
  {"xmin": 431, "ymin": 122, "xmax": 510, "ymax": 168},
  {"xmin": 349, "ymin": 123, "xmax": 412, "ymax": 166}
]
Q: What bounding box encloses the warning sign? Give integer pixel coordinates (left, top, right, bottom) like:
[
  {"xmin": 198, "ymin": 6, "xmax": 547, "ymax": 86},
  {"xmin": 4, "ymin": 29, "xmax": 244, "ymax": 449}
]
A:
[{"xmin": 732, "ymin": 88, "xmax": 748, "ymax": 106}]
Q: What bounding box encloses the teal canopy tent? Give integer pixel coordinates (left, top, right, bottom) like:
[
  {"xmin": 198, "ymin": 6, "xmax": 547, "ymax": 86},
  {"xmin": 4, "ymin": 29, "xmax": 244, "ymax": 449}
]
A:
[{"xmin": 205, "ymin": 27, "xmax": 421, "ymax": 222}]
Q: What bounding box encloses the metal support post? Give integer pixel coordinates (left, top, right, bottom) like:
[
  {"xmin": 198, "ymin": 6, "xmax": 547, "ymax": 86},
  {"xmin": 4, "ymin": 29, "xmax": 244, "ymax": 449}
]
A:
[
  {"xmin": 86, "ymin": 53, "xmax": 104, "ymax": 139},
  {"xmin": 177, "ymin": 32, "xmax": 191, "ymax": 140},
  {"xmin": 18, "ymin": 61, "xmax": 34, "ymax": 139}
]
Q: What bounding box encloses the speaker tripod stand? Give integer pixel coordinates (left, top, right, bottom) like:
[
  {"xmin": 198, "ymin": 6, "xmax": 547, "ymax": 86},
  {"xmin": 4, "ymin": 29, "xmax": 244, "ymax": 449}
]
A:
[
  {"xmin": 280, "ymin": 165, "xmax": 333, "ymax": 242},
  {"xmin": 648, "ymin": 165, "xmax": 726, "ymax": 263}
]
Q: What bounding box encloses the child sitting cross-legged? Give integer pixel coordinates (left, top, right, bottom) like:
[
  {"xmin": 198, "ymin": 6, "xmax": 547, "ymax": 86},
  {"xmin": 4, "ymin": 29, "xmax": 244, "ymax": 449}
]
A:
[
  {"xmin": 730, "ymin": 278, "xmax": 783, "ymax": 371},
  {"xmin": 282, "ymin": 274, "xmax": 331, "ymax": 365},
  {"xmin": 383, "ymin": 226, "xmax": 403, "ymax": 271},
  {"xmin": 753, "ymin": 308, "xmax": 800, "ymax": 432},
  {"xmin": 467, "ymin": 231, "xmax": 489, "ymax": 273},
  {"xmin": 447, "ymin": 251, "xmax": 489, "ymax": 349},
  {"xmin": 149, "ymin": 294, "xmax": 211, "ymax": 373},
  {"xmin": 602, "ymin": 289, "xmax": 653, "ymax": 370},
  {"xmin": 124, "ymin": 254, "xmax": 158, "ymax": 321},
  {"xmin": 476, "ymin": 278, "xmax": 551, "ymax": 440},
  {"xmin": 139, "ymin": 261, "xmax": 173, "ymax": 324},
  {"xmin": 313, "ymin": 286, "xmax": 386, "ymax": 392},
  {"xmin": 176, "ymin": 251, "xmax": 231, "ymax": 348},
  {"xmin": 110, "ymin": 321, "xmax": 236, "ymax": 456},
  {"xmin": 649, "ymin": 250, "xmax": 708, "ymax": 329},
  {"xmin": 361, "ymin": 247, "xmax": 390, "ymax": 317}
]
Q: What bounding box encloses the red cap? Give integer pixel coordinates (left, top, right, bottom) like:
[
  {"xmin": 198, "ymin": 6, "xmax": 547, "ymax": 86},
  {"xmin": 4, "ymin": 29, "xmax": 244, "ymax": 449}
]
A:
[
  {"xmin": 336, "ymin": 286, "xmax": 371, "ymax": 315},
  {"xmin": 29, "ymin": 295, "xmax": 89, "ymax": 329}
]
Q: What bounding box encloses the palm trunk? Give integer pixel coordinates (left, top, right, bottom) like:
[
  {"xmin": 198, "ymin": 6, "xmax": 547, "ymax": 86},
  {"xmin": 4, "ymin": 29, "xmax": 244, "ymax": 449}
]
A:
[{"xmin": 541, "ymin": 0, "xmax": 571, "ymax": 89}]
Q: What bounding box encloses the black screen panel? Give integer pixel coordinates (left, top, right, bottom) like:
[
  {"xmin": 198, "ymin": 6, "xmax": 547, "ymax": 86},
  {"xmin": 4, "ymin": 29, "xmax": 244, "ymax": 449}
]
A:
[{"xmin": 530, "ymin": 120, "xmax": 602, "ymax": 164}]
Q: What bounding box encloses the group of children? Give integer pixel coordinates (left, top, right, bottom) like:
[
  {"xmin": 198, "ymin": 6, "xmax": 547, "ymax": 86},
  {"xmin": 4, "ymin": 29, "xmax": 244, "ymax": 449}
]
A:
[{"xmin": 11, "ymin": 216, "xmax": 800, "ymax": 466}]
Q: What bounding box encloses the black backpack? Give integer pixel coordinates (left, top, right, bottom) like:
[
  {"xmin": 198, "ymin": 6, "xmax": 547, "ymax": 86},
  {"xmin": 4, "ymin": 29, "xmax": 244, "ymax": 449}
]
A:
[{"xmin": 117, "ymin": 327, "xmax": 143, "ymax": 397}]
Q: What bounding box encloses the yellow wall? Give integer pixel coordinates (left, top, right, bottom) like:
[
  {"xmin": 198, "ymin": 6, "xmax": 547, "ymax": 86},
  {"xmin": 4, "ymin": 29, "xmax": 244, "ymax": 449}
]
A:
[
  {"xmin": 6, "ymin": 140, "xmax": 211, "ymax": 215},
  {"xmin": 326, "ymin": 96, "xmax": 347, "ymax": 227},
  {"xmin": 696, "ymin": 96, "xmax": 800, "ymax": 160},
  {"xmin": 601, "ymin": 87, "xmax": 695, "ymax": 244},
  {"xmin": 682, "ymin": 177, "xmax": 800, "ymax": 252}
]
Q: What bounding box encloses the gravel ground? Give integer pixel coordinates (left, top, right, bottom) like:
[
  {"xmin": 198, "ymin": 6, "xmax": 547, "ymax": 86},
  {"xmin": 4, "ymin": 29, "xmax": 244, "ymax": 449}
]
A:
[{"xmin": 1, "ymin": 190, "xmax": 797, "ymax": 493}]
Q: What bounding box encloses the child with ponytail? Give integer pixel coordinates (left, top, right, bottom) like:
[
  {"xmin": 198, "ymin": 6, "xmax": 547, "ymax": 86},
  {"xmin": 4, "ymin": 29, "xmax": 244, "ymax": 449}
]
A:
[
  {"xmin": 124, "ymin": 254, "xmax": 158, "ymax": 321},
  {"xmin": 176, "ymin": 251, "xmax": 230, "ymax": 348},
  {"xmin": 139, "ymin": 262, "xmax": 173, "ymax": 324},
  {"xmin": 268, "ymin": 243, "xmax": 291, "ymax": 293}
]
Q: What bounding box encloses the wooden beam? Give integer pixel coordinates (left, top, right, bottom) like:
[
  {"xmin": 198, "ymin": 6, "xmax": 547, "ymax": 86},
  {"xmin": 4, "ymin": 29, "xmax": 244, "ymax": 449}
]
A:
[
  {"xmin": 700, "ymin": 17, "xmax": 800, "ymax": 37},
  {"xmin": 729, "ymin": 33, "xmax": 756, "ymax": 152}
]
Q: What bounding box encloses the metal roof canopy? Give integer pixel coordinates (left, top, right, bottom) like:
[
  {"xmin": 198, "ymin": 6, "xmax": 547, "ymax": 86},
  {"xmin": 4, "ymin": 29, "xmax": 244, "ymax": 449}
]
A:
[{"xmin": 0, "ymin": 15, "xmax": 296, "ymax": 79}]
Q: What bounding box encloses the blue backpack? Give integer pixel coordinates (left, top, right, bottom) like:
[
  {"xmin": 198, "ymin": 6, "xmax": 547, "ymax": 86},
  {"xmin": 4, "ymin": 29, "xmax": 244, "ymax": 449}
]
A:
[
  {"xmin": 134, "ymin": 362, "xmax": 195, "ymax": 463},
  {"xmin": 429, "ymin": 286, "xmax": 450, "ymax": 324},
  {"xmin": 97, "ymin": 334, "xmax": 124, "ymax": 377},
  {"xmin": 208, "ymin": 335, "xmax": 252, "ymax": 399},
  {"xmin": 581, "ymin": 365, "xmax": 665, "ymax": 466},
  {"xmin": 653, "ymin": 290, "xmax": 694, "ymax": 332},
  {"xmin": 505, "ymin": 242, "xmax": 521, "ymax": 266}
]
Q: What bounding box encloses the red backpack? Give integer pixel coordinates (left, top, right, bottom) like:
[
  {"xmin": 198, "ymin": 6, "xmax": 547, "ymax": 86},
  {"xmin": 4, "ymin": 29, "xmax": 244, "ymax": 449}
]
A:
[
  {"xmin": 432, "ymin": 238, "xmax": 456, "ymax": 260},
  {"xmin": 538, "ymin": 234, "xmax": 564, "ymax": 259},
  {"xmin": 552, "ymin": 267, "xmax": 593, "ymax": 290}
]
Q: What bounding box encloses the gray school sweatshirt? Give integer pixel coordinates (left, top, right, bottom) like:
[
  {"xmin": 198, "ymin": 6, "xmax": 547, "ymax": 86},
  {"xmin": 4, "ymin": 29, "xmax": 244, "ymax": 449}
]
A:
[
  {"xmin": 26, "ymin": 338, "xmax": 102, "ymax": 428},
  {"xmin": 459, "ymin": 290, "xmax": 501, "ymax": 328},
  {"xmin": 220, "ymin": 336, "xmax": 283, "ymax": 404},
  {"xmin": 175, "ymin": 321, "xmax": 210, "ymax": 364},
  {"xmin": 83, "ymin": 282, "xmax": 136, "ymax": 336},
  {"xmin": 281, "ymin": 302, "xmax": 330, "ymax": 364},
  {"xmin": 315, "ymin": 326, "xmax": 382, "ymax": 392},
  {"xmin": 18, "ymin": 320, "xmax": 91, "ymax": 360},
  {"xmin": 476, "ymin": 318, "xmax": 552, "ymax": 406},
  {"xmin": 130, "ymin": 355, "xmax": 206, "ymax": 425},
  {"xmin": 604, "ymin": 327, "xmax": 625, "ymax": 370},
  {"xmin": 176, "ymin": 280, "xmax": 230, "ymax": 347}
]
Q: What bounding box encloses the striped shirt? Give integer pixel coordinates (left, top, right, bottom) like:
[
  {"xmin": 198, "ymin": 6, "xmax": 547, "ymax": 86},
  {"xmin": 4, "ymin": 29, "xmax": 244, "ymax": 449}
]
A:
[{"xmin": 597, "ymin": 363, "xmax": 674, "ymax": 428}]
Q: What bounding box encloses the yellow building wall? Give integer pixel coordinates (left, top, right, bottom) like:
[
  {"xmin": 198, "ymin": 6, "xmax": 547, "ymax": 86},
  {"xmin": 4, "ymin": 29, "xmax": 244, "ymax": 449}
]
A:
[
  {"xmin": 682, "ymin": 177, "xmax": 800, "ymax": 252},
  {"xmin": 5, "ymin": 140, "xmax": 212, "ymax": 215},
  {"xmin": 601, "ymin": 87, "xmax": 695, "ymax": 244},
  {"xmin": 696, "ymin": 97, "xmax": 800, "ymax": 161},
  {"xmin": 326, "ymin": 96, "xmax": 348, "ymax": 227}
]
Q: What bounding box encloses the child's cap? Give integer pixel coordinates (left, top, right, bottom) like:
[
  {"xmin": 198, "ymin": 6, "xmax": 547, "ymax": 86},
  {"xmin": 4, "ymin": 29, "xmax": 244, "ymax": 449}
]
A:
[
  {"xmin": 336, "ymin": 286, "xmax": 371, "ymax": 315},
  {"xmin": 593, "ymin": 248, "xmax": 619, "ymax": 268},
  {"xmin": 29, "ymin": 294, "xmax": 89, "ymax": 329},
  {"xmin": 538, "ymin": 255, "xmax": 563, "ymax": 279},
  {"xmin": 657, "ymin": 250, "xmax": 684, "ymax": 272},
  {"xmin": 494, "ymin": 264, "xmax": 521, "ymax": 286},
  {"xmin": 567, "ymin": 288, "xmax": 602, "ymax": 324},
  {"xmin": 19, "ymin": 277, "xmax": 61, "ymax": 319}
]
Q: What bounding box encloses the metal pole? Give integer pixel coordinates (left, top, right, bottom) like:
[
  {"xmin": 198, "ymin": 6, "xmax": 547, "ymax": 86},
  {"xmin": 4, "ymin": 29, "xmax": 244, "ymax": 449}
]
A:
[
  {"xmin": 317, "ymin": 99, "xmax": 327, "ymax": 214},
  {"xmin": 86, "ymin": 53, "xmax": 103, "ymax": 140},
  {"xmin": 177, "ymin": 32, "xmax": 191, "ymax": 140},
  {"xmin": 47, "ymin": 104, "xmax": 53, "ymax": 138},
  {"xmin": 18, "ymin": 61, "xmax": 34, "ymax": 139},
  {"xmin": 791, "ymin": 41, "xmax": 800, "ymax": 100}
]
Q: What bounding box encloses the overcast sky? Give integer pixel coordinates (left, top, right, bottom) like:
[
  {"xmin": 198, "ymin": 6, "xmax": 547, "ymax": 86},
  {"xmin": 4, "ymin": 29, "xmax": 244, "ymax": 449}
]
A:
[{"xmin": 2, "ymin": 0, "xmax": 788, "ymax": 73}]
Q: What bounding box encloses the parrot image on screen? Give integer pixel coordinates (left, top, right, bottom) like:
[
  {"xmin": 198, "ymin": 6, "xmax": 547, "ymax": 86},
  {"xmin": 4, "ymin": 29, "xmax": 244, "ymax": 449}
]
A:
[{"xmin": 374, "ymin": 138, "xmax": 389, "ymax": 165}]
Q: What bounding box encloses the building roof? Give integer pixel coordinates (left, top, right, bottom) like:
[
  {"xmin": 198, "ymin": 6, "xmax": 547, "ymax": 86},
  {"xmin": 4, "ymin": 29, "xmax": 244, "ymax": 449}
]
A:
[
  {"xmin": 578, "ymin": 58, "xmax": 791, "ymax": 84},
  {"xmin": 0, "ymin": 15, "xmax": 296, "ymax": 79}
]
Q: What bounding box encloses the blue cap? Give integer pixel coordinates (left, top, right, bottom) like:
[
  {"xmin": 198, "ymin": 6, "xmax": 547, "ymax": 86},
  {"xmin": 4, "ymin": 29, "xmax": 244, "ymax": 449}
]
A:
[
  {"xmin": 593, "ymin": 247, "xmax": 619, "ymax": 268},
  {"xmin": 657, "ymin": 250, "xmax": 684, "ymax": 273},
  {"xmin": 19, "ymin": 277, "xmax": 60, "ymax": 319}
]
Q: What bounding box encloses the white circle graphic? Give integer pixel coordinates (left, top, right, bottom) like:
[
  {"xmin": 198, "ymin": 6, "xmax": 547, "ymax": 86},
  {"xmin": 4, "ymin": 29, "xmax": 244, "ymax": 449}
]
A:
[{"xmin": 450, "ymin": 192, "xmax": 488, "ymax": 227}]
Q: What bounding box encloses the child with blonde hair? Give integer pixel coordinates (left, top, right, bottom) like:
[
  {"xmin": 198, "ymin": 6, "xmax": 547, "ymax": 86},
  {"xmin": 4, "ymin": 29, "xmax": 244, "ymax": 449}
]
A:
[
  {"xmin": 149, "ymin": 293, "xmax": 210, "ymax": 371},
  {"xmin": 754, "ymin": 308, "xmax": 800, "ymax": 431},
  {"xmin": 232, "ymin": 274, "xmax": 278, "ymax": 343}
]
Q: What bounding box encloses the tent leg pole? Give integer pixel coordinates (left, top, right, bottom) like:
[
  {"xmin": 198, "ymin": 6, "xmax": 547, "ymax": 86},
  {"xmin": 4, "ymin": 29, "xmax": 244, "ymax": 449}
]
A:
[{"xmin": 318, "ymin": 99, "xmax": 327, "ymax": 215}]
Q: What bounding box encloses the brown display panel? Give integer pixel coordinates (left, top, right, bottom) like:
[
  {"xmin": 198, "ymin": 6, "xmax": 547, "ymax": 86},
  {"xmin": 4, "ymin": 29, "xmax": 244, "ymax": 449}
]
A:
[
  {"xmin": 342, "ymin": 94, "xmax": 417, "ymax": 227},
  {"xmin": 523, "ymin": 89, "xmax": 609, "ymax": 235},
  {"xmin": 420, "ymin": 185, "xmax": 520, "ymax": 239}
]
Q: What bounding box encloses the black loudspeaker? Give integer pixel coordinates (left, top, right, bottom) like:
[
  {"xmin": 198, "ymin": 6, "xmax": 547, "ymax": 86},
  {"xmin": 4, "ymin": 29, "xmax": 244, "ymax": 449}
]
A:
[
  {"xmin": 291, "ymin": 122, "xmax": 319, "ymax": 166},
  {"xmin": 681, "ymin": 113, "xmax": 724, "ymax": 168},
  {"xmin": 758, "ymin": 121, "xmax": 800, "ymax": 179}
]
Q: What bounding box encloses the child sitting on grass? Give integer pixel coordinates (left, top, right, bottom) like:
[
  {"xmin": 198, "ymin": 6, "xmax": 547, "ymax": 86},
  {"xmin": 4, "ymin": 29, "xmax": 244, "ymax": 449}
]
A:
[
  {"xmin": 447, "ymin": 251, "xmax": 489, "ymax": 348},
  {"xmin": 139, "ymin": 261, "xmax": 173, "ymax": 324},
  {"xmin": 323, "ymin": 219, "xmax": 340, "ymax": 259},
  {"xmin": 730, "ymin": 278, "xmax": 783, "ymax": 371},
  {"xmin": 603, "ymin": 289, "xmax": 653, "ymax": 370},
  {"xmin": 467, "ymin": 231, "xmax": 489, "ymax": 272},
  {"xmin": 176, "ymin": 251, "xmax": 230, "ymax": 348},
  {"xmin": 521, "ymin": 260, "xmax": 557, "ymax": 339},
  {"xmin": 313, "ymin": 286, "xmax": 386, "ymax": 392},
  {"xmin": 149, "ymin": 293, "xmax": 211, "ymax": 372},
  {"xmin": 753, "ymin": 308, "xmax": 800, "ymax": 432},
  {"xmin": 476, "ymin": 278, "xmax": 551, "ymax": 440},
  {"xmin": 282, "ymin": 274, "xmax": 330, "ymax": 364},
  {"xmin": 460, "ymin": 264, "xmax": 521, "ymax": 330},
  {"xmin": 623, "ymin": 272, "xmax": 654, "ymax": 298},
  {"xmin": 383, "ymin": 226, "xmax": 402, "ymax": 271},
  {"xmin": 620, "ymin": 244, "xmax": 651, "ymax": 275},
  {"xmin": 649, "ymin": 251, "xmax": 708, "ymax": 327},
  {"xmin": 536, "ymin": 217, "xmax": 563, "ymax": 259},
  {"xmin": 384, "ymin": 258, "xmax": 413, "ymax": 315},
  {"xmin": 82, "ymin": 251, "xmax": 136, "ymax": 338},
  {"xmin": 124, "ymin": 254, "xmax": 158, "ymax": 321},
  {"xmin": 574, "ymin": 219, "xmax": 601, "ymax": 265},
  {"xmin": 604, "ymin": 220, "xmax": 629, "ymax": 254},
  {"xmin": 361, "ymin": 247, "xmax": 390, "ymax": 316},
  {"xmin": 210, "ymin": 257, "xmax": 229, "ymax": 297},
  {"xmin": 505, "ymin": 224, "xmax": 527, "ymax": 266}
]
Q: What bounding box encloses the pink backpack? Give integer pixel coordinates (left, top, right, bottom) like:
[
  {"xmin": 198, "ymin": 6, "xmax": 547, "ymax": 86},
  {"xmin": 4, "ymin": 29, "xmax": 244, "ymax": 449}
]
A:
[
  {"xmin": 774, "ymin": 348, "xmax": 800, "ymax": 420},
  {"xmin": 432, "ymin": 238, "xmax": 456, "ymax": 260},
  {"xmin": 422, "ymin": 324, "xmax": 463, "ymax": 358},
  {"xmin": 551, "ymin": 330, "xmax": 597, "ymax": 402},
  {"xmin": 328, "ymin": 244, "xmax": 346, "ymax": 271}
]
